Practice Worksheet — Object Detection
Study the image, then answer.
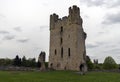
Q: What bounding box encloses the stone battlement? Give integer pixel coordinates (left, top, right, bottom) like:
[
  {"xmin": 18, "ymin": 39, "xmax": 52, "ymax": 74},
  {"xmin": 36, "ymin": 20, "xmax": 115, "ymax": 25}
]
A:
[{"xmin": 50, "ymin": 5, "xmax": 83, "ymax": 30}]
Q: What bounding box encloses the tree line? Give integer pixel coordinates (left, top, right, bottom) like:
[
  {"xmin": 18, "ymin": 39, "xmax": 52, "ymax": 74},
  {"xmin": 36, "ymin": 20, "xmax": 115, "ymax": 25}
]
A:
[
  {"xmin": 86, "ymin": 56, "xmax": 120, "ymax": 70},
  {"xmin": 0, "ymin": 55, "xmax": 40, "ymax": 68},
  {"xmin": 0, "ymin": 55, "xmax": 119, "ymax": 70}
]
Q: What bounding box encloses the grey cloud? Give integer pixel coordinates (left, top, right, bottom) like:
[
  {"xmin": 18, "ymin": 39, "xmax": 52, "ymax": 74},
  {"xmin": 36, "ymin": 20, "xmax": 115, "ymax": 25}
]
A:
[
  {"xmin": 104, "ymin": 50, "xmax": 120, "ymax": 55},
  {"xmin": 116, "ymin": 56, "xmax": 120, "ymax": 60},
  {"xmin": 80, "ymin": 0, "xmax": 120, "ymax": 8},
  {"xmin": 109, "ymin": 48, "xmax": 120, "ymax": 54},
  {"xmin": 14, "ymin": 27, "xmax": 22, "ymax": 32},
  {"xmin": 83, "ymin": 14, "xmax": 90, "ymax": 19},
  {"xmin": 80, "ymin": 0, "xmax": 105, "ymax": 7},
  {"xmin": 103, "ymin": 44, "xmax": 120, "ymax": 54},
  {"xmin": 86, "ymin": 43, "xmax": 98, "ymax": 48},
  {"xmin": 0, "ymin": 14, "xmax": 5, "ymax": 18},
  {"xmin": 86, "ymin": 41, "xmax": 106, "ymax": 49},
  {"xmin": 102, "ymin": 12, "xmax": 120, "ymax": 24},
  {"xmin": 40, "ymin": 26, "xmax": 49, "ymax": 29},
  {"xmin": 33, "ymin": 47, "xmax": 42, "ymax": 51},
  {"xmin": 108, "ymin": 0, "xmax": 120, "ymax": 8},
  {"xmin": 3, "ymin": 35, "xmax": 15, "ymax": 40},
  {"xmin": 96, "ymin": 41, "xmax": 120, "ymax": 49},
  {"xmin": 98, "ymin": 31, "xmax": 106, "ymax": 35},
  {"xmin": 0, "ymin": 30, "xmax": 10, "ymax": 34},
  {"xmin": 17, "ymin": 38, "xmax": 29, "ymax": 43}
]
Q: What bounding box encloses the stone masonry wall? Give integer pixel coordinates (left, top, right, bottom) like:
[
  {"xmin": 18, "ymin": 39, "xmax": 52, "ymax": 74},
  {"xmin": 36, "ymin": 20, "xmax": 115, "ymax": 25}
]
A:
[{"xmin": 49, "ymin": 5, "xmax": 87, "ymax": 71}]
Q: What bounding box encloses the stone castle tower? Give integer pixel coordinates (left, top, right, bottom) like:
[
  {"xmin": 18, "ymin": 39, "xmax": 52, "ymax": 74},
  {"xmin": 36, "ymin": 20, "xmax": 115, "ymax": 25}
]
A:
[{"xmin": 49, "ymin": 5, "xmax": 87, "ymax": 71}]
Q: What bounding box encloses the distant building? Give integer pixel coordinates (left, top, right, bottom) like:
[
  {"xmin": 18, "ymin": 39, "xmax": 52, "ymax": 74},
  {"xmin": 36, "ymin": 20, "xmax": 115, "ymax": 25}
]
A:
[{"xmin": 49, "ymin": 5, "xmax": 87, "ymax": 71}]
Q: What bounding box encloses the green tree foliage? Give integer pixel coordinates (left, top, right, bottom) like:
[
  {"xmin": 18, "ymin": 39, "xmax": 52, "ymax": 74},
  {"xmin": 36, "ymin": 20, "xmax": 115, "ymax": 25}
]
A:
[
  {"xmin": 0, "ymin": 58, "xmax": 13, "ymax": 66},
  {"xmin": 25, "ymin": 58, "xmax": 37, "ymax": 67},
  {"xmin": 0, "ymin": 55, "xmax": 38, "ymax": 68},
  {"xmin": 21, "ymin": 56, "xmax": 27, "ymax": 67},
  {"xmin": 21, "ymin": 56, "xmax": 37, "ymax": 67},
  {"xmin": 86, "ymin": 56, "xmax": 94, "ymax": 70},
  {"xmin": 13, "ymin": 55, "xmax": 21, "ymax": 66},
  {"xmin": 103, "ymin": 56, "xmax": 118, "ymax": 69}
]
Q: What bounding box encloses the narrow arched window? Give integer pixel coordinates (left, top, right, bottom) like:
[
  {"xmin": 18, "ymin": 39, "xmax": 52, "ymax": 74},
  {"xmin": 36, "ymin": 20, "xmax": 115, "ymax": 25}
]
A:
[
  {"xmin": 68, "ymin": 48, "xmax": 70, "ymax": 57},
  {"xmin": 61, "ymin": 47, "xmax": 63, "ymax": 58},
  {"xmin": 61, "ymin": 26, "xmax": 63, "ymax": 32},
  {"xmin": 55, "ymin": 49, "xmax": 57, "ymax": 55}
]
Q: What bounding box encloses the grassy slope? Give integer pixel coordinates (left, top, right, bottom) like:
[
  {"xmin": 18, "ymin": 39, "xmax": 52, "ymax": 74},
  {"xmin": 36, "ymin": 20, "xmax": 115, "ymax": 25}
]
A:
[{"xmin": 0, "ymin": 71, "xmax": 120, "ymax": 82}]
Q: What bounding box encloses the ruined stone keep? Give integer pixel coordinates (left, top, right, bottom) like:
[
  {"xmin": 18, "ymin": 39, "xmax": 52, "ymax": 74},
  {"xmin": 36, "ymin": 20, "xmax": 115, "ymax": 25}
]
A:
[
  {"xmin": 38, "ymin": 51, "xmax": 46, "ymax": 71},
  {"xmin": 49, "ymin": 5, "xmax": 87, "ymax": 71}
]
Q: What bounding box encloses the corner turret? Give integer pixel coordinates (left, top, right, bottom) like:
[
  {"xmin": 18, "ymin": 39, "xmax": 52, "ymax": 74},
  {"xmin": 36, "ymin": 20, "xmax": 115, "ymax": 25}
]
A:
[
  {"xmin": 50, "ymin": 13, "xmax": 59, "ymax": 30},
  {"xmin": 69, "ymin": 5, "xmax": 83, "ymax": 25}
]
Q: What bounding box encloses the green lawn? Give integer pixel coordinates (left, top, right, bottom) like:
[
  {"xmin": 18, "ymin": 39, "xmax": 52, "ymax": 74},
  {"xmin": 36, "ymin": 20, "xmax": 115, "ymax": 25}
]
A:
[{"xmin": 0, "ymin": 71, "xmax": 120, "ymax": 82}]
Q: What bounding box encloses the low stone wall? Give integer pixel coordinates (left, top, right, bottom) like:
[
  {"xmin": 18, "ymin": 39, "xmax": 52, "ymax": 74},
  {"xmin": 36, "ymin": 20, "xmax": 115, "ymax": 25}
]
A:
[
  {"xmin": 89, "ymin": 69, "xmax": 120, "ymax": 73},
  {"xmin": 0, "ymin": 66, "xmax": 39, "ymax": 71}
]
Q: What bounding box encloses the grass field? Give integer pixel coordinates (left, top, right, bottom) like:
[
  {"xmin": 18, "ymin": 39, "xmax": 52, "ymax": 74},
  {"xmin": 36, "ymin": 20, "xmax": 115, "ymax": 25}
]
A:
[{"xmin": 0, "ymin": 71, "xmax": 120, "ymax": 82}]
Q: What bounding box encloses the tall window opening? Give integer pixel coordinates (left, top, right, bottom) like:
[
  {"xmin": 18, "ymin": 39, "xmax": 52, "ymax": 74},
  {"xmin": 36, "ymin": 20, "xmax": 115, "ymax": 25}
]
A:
[
  {"xmin": 68, "ymin": 48, "xmax": 70, "ymax": 57},
  {"xmin": 61, "ymin": 26, "xmax": 63, "ymax": 32},
  {"xmin": 55, "ymin": 49, "xmax": 57, "ymax": 55},
  {"xmin": 61, "ymin": 47, "xmax": 63, "ymax": 58}
]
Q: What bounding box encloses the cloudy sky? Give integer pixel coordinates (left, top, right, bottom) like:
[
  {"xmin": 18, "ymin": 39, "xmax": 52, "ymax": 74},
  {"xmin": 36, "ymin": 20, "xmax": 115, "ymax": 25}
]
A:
[{"xmin": 0, "ymin": 0, "xmax": 120, "ymax": 63}]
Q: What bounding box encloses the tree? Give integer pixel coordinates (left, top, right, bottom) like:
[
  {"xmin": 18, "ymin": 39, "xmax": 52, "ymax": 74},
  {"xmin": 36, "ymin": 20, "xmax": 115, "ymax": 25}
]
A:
[
  {"xmin": 86, "ymin": 56, "xmax": 94, "ymax": 70},
  {"xmin": 13, "ymin": 55, "xmax": 21, "ymax": 66},
  {"xmin": 103, "ymin": 56, "xmax": 118, "ymax": 69},
  {"xmin": 21, "ymin": 56, "xmax": 27, "ymax": 67},
  {"xmin": 4, "ymin": 58, "xmax": 13, "ymax": 66},
  {"xmin": 25, "ymin": 58, "xmax": 37, "ymax": 67},
  {"xmin": 30, "ymin": 58, "xmax": 36, "ymax": 67},
  {"xmin": 0, "ymin": 58, "xmax": 12, "ymax": 66}
]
